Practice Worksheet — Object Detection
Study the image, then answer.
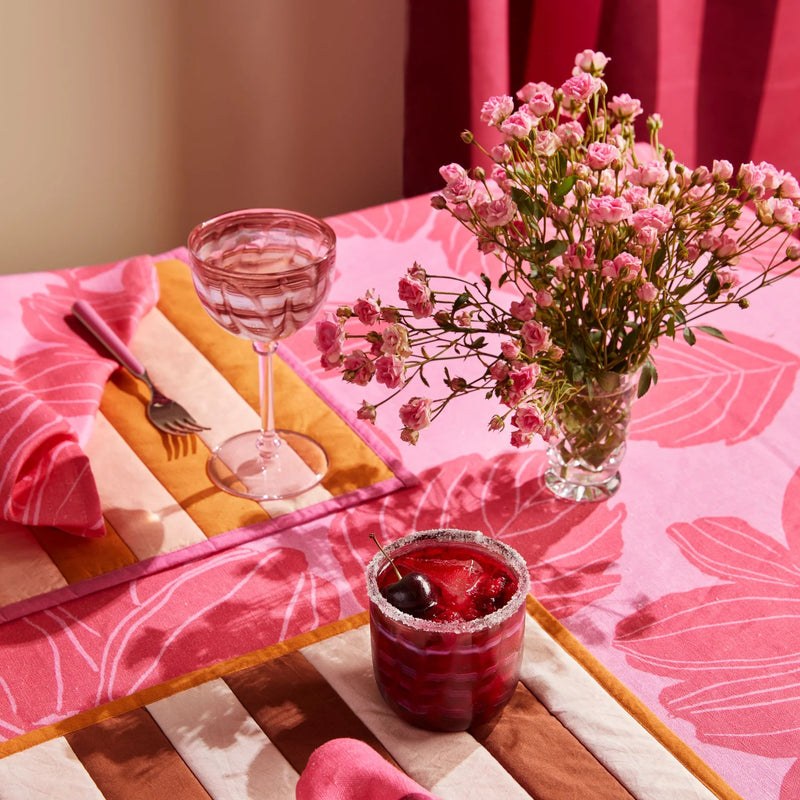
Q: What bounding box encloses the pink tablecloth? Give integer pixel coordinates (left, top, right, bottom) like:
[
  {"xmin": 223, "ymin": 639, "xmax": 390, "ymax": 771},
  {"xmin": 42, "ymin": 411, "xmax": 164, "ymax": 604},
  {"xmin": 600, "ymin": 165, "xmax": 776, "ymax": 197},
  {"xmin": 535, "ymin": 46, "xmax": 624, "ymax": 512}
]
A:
[{"xmin": 0, "ymin": 194, "xmax": 798, "ymax": 800}]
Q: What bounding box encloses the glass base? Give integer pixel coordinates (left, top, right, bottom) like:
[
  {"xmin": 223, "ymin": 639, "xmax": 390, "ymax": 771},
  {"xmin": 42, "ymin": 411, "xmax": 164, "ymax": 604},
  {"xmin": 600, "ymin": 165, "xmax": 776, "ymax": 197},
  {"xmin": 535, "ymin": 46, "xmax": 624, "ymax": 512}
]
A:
[
  {"xmin": 208, "ymin": 429, "xmax": 329, "ymax": 500},
  {"xmin": 544, "ymin": 467, "xmax": 621, "ymax": 502}
]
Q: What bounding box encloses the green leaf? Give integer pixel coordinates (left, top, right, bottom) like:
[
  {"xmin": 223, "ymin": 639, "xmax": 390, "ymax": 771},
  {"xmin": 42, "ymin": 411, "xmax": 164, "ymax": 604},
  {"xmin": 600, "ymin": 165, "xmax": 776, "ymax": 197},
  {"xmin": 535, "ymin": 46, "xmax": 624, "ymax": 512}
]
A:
[
  {"xmin": 683, "ymin": 327, "xmax": 697, "ymax": 346},
  {"xmin": 706, "ymin": 271, "xmax": 721, "ymax": 300},
  {"xmin": 544, "ymin": 239, "xmax": 568, "ymax": 262},
  {"xmin": 452, "ymin": 292, "xmax": 470, "ymax": 312},
  {"xmin": 637, "ymin": 360, "xmax": 657, "ymax": 397},
  {"xmin": 466, "ymin": 336, "xmax": 487, "ymax": 349},
  {"xmin": 555, "ymin": 175, "xmax": 577, "ymax": 199},
  {"xmin": 510, "ymin": 187, "xmax": 536, "ymax": 217},
  {"xmin": 696, "ymin": 325, "xmax": 729, "ymax": 341},
  {"xmin": 650, "ymin": 245, "xmax": 666, "ymax": 279},
  {"xmin": 480, "ymin": 273, "xmax": 492, "ymax": 291},
  {"xmin": 570, "ymin": 339, "xmax": 586, "ymax": 364}
]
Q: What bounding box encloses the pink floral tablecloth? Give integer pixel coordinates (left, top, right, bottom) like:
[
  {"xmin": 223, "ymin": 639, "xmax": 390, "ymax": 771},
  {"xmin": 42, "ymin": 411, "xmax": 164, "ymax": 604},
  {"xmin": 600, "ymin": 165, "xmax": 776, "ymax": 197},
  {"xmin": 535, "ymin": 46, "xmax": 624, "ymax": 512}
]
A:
[{"xmin": 0, "ymin": 194, "xmax": 798, "ymax": 800}]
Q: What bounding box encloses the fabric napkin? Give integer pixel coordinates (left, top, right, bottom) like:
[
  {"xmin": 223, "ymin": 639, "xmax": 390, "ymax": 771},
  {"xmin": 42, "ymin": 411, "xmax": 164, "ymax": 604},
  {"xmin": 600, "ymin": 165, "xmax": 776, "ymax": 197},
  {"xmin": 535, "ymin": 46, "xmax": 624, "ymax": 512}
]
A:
[
  {"xmin": 0, "ymin": 255, "xmax": 159, "ymax": 537},
  {"xmin": 295, "ymin": 738, "xmax": 441, "ymax": 800}
]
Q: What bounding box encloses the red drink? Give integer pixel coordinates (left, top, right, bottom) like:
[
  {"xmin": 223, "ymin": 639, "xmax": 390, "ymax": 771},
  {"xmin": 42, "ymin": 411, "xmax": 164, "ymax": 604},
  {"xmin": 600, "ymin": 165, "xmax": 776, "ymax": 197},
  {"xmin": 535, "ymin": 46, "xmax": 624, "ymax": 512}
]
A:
[{"xmin": 366, "ymin": 529, "xmax": 529, "ymax": 731}]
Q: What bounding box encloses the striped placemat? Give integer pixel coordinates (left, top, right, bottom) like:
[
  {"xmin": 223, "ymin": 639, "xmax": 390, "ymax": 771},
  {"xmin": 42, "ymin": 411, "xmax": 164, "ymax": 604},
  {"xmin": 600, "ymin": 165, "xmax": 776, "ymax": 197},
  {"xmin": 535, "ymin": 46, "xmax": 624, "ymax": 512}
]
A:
[
  {"xmin": 0, "ymin": 259, "xmax": 415, "ymax": 623},
  {"xmin": 0, "ymin": 598, "xmax": 742, "ymax": 800}
]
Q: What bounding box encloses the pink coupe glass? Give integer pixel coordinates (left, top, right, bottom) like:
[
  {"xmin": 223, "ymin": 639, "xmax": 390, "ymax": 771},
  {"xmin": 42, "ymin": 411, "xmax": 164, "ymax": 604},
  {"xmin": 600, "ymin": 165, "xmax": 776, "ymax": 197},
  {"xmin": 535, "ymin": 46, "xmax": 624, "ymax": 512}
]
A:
[{"xmin": 188, "ymin": 209, "xmax": 336, "ymax": 500}]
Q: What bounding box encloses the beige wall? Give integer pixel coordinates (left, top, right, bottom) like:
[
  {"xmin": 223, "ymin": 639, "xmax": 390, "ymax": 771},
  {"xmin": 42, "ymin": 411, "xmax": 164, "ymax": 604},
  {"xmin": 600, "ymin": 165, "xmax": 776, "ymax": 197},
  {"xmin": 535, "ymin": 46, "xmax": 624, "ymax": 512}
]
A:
[{"xmin": 0, "ymin": 0, "xmax": 406, "ymax": 274}]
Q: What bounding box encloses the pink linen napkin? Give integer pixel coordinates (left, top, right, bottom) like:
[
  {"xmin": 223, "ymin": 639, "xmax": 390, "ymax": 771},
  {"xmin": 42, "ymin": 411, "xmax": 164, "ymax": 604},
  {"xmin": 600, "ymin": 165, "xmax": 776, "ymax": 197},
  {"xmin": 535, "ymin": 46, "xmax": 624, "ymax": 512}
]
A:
[
  {"xmin": 0, "ymin": 255, "xmax": 159, "ymax": 537},
  {"xmin": 296, "ymin": 738, "xmax": 441, "ymax": 800}
]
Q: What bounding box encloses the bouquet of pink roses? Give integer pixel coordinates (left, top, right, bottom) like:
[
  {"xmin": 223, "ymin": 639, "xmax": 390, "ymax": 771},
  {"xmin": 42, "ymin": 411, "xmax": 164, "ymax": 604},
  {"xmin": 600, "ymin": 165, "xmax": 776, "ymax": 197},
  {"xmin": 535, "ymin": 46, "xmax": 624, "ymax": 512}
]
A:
[{"xmin": 315, "ymin": 49, "xmax": 800, "ymax": 450}]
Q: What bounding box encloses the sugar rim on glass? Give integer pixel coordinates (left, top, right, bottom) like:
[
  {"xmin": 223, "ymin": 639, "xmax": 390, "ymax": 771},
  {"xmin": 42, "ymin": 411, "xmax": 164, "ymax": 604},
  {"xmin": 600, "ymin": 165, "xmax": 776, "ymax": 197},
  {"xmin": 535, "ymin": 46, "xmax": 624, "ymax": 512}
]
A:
[{"xmin": 366, "ymin": 528, "xmax": 530, "ymax": 634}]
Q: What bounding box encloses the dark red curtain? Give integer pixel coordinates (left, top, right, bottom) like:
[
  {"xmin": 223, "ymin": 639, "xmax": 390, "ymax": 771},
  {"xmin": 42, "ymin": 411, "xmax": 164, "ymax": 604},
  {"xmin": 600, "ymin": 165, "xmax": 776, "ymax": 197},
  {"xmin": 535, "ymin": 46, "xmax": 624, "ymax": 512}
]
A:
[{"xmin": 404, "ymin": 0, "xmax": 800, "ymax": 197}]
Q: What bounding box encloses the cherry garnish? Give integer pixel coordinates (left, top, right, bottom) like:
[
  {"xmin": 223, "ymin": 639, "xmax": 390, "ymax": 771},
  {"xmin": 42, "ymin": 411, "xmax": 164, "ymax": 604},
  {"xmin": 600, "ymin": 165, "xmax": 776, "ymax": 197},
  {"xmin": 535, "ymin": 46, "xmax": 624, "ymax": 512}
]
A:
[{"xmin": 370, "ymin": 534, "xmax": 437, "ymax": 618}]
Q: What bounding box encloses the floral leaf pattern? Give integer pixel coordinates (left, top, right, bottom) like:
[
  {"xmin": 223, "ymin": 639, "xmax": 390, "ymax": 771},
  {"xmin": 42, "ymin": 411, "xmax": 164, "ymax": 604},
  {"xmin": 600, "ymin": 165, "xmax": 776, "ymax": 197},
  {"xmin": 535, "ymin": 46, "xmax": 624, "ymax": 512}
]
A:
[
  {"xmin": 632, "ymin": 331, "xmax": 800, "ymax": 447},
  {"xmin": 614, "ymin": 468, "xmax": 800, "ymax": 797},
  {"xmin": 327, "ymin": 450, "xmax": 624, "ymax": 619}
]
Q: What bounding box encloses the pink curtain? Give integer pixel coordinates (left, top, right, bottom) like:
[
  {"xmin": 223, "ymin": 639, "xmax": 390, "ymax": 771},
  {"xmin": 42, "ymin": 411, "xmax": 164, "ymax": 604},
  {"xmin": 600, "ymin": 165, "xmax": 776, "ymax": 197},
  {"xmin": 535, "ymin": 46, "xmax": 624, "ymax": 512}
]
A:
[{"xmin": 404, "ymin": 0, "xmax": 800, "ymax": 196}]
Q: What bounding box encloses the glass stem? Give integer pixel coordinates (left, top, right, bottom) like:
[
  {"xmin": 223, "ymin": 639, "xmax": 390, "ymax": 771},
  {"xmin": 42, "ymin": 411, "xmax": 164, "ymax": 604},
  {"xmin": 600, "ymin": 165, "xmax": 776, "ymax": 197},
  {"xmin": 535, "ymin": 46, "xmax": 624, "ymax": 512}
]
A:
[{"xmin": 254, "ymin": 341, "xmax": 282, "ymax": 464}]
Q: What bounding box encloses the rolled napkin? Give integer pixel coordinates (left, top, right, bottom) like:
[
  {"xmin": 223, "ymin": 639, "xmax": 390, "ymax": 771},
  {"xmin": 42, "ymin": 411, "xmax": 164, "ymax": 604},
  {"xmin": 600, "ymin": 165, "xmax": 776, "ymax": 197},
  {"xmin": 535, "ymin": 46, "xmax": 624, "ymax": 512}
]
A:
[
  {"xmin": 295, "ymin": 738, "xmax": 441, "ymax": 800},
  {"xmin": 0, "ymin": 255, "xmax": 159, "ymax": 537}
]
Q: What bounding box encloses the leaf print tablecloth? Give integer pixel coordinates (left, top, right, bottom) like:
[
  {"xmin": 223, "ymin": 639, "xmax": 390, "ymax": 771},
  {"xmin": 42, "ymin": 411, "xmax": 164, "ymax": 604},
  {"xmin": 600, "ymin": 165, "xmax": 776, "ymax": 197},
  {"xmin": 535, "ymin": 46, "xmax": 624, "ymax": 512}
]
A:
[{"xmin": 0, "ymin": 194, "xmax": 798, "ymax": 800}]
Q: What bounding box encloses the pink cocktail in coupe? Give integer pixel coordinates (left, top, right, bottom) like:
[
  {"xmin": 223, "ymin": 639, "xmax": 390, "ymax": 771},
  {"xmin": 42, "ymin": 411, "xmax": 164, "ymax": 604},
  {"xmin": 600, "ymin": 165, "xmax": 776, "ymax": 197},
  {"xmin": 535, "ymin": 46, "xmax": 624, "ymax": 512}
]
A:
[{"xmin": 366, "ymin": 529, "xmax": 529, "ymax": 731}]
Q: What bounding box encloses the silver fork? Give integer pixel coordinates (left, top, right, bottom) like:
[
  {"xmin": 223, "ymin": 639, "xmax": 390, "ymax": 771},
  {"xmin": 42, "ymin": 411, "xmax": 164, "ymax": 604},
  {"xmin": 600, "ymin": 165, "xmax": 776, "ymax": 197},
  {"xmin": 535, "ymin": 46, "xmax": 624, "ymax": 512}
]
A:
[{"xmin": 71, "ymin": 299, "xmax": 209, "ymax": 436}]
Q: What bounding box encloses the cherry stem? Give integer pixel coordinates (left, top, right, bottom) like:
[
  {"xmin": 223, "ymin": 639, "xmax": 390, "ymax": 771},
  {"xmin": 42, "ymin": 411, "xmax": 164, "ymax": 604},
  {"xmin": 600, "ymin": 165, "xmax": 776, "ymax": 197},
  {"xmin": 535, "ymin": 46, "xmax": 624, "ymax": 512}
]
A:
[{"xmin": 369, "ymin": 533, "xmax": 402, "ymax": 581}]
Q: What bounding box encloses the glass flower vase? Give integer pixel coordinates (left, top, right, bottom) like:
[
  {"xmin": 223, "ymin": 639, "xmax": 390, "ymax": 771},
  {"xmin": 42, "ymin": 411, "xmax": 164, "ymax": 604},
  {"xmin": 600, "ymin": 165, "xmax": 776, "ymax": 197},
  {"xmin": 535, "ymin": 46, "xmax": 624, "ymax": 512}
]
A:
[{"xmin": 544, "ymin": 371, "xmax": 640, "ymax": 502}]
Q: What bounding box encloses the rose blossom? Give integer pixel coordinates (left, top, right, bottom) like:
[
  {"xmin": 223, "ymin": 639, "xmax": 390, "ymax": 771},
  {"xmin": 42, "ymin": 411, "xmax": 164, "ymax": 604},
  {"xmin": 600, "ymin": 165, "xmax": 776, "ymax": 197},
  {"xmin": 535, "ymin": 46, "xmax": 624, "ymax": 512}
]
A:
[
  {"xmin": 786, "ymin": 240, "xmax": 800, "ymax": 260},
  {"xmin": 560, "ymin": 72, "xmax": 603, "ymax": 106},
  {"xmin": 510, "ymin": 294, "xmax": 536, "ymax": 321},
  {"xmin": 490, "ymin": 360, "xmax": 510, "ymax": 382},
  {"xmin": 357, "ymin": 401, "xmax": 377, "ymax": 424},
  {"xmin": 631, "ymin": 205, "xmax": 673, "ymax": 235},
  {"xmin": 628, "ymin": 160, "xmax": 669, "ymax": 187},
  {"xmin": 439, "ymin": 163, "xmax": 467, "ymax": 184},
  {"xmin": 491, "ymin": 143, "xmax": 513, "ymax": 162},
  {"xmin": 477, "ymin": 194, "xmax": 517, "ymax": 227},
  {"xmin": 353, "ymin": 291, "xmax": 380, "ymax": 326},
  {"xmin": 601, "ymin": 252, "xmax": 642, "ymax": 281},
  {"xmin": 779, "ymin": 174, "xmax": 800, "ymax": 199},
  {"xmin": 562, "ymin": 242, "xmax": 596, "ymax": 271},
  {"xmin": 374, "ymin": 354, "xmax": 404, "ymax": 388},
  {"xmin": 636, "ymin": 281, "xmax": 658, "ymax": 302},
  {"xmin": 314, "ymin": 314, "xmax": 344, "ymax": 356},
  {"xmin": 516, "ymin": 80, "xmax": 554, "ymax": 103},
  {"xmin": 399, "ymin": 397, "xmax": 433, "ymax": 431},
  {"xmin": 442, "ymin": 175, "xmax": 476, "ymax": 204},
  {"xmin": 622, "ymin": 185, "xmax": 650, "ymax": 209},
  {"xmin": 510, "ymin": 430, "xmax": 535, "ymax": 448},
  {"xmin": 381, "ymin": 323, "xmax": 411, "ymax": 357},
  {"xmin": 536, "ymin": 289, "xmax": 554, "ymax": 307},
  {"xmin": 398, "ymin": 275, "xmax": 433, "ymax": 318},
  {"xmin": 511, "ymin": 403, "xmax": 546, "ymax": 434},
  {"xmin": 488, "ymin": 415, "xmax": 505, "ymax": 432},
  {"xmin": 501, "ymin": 109, "xmax": 536, "ymax": 140},
  {"xmin": 573, "ymin": 49, "xmax": 609, "ymax": 74},
  {"xmin": 738, "ymin": 161, "xmax": 767, "ymax": 197},
  {"xmin": 501, "ymin": 339, "xmax": 521, "ymax": 360},
  {"xmin": 608, "ymin": 93, "xmax": 642, "ymax": 121},
  {"xmin": 584, "ymin": 142, "xmax": 620, "ymax": 171},
  {"xmin": 480, "ymin": 95, "xmax": 514, "ymax": 126},
  {"xmin": 400, "ymin": 428, "xmax": 419, "ymax": 445},
  {"xmin": 504, "ymin": 363, "xmax": 540, "ymax": 407},
  {"xmin": 587, "ymin": 195, "xmax": 632, "ymax": 225},
  {"xmin": 555, "ymin": 120, "xmax": 584, "ymax": 147},
  {"xmin": 534, "ymin": 130, "xmax": 559, "ymax": 157},
  {"xmin": 712, "ymin": 159, "xmax": 734, "ymax": 182},
  {"xmin": 520, "ymin": 319, "xmax": 550, "ymax": 356},
  {"xmin": 341, "ymin": 350, "xmax": 375, "ymax": 387}
]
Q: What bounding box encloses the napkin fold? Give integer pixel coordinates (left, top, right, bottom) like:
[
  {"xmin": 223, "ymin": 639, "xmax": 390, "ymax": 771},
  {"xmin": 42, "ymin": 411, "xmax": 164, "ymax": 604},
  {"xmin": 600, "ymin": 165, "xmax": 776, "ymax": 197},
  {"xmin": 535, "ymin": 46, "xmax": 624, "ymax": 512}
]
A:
[
  {"xmin": 296, "ymin": 738, "xmax": 441, "ymax": 800},
  {"xmin": 0, "ymin": 255, "xmax": 159, "ymax": 537}
]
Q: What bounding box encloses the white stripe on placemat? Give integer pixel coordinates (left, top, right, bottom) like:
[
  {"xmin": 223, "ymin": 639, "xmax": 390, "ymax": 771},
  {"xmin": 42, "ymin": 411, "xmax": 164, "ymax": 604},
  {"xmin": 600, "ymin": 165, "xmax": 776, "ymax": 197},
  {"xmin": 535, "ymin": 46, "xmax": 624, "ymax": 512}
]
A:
[
  {"xmin": 0, "ymin": 521, "xmax": 67, "ymax": 605},
  {"xmin": 301, "ymin": 625, "xmax": 530, "ymax": 799},
  {"xmin": 520, "ymin": 620, "xmax": 719, "ymax": 800},
  {"xmin": 86, "ymin": 413, "xmax": 207, "ymax": 558},
  {"xmin": 0, "ymin": 737, "xmax": 105, "ymax": 799},
  {"xmin": 131, "ymin": 306, "xmax": 332, "ymax": 516},
  {"xmin": 147, "ymin": 679, "xmax": 299, "ymax": 800}
]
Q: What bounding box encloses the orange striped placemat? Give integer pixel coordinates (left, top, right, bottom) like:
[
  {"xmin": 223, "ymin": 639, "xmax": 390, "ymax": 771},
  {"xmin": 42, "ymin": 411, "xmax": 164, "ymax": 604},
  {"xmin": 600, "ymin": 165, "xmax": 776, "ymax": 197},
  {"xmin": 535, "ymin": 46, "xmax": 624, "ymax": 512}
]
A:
[
  {"xmin": 0, "ymin": 598, "xmax": 742, "ymax": 800},
  {"xmin": 0, "ymin": 259, "xmax": 415, "ymax": 623}
]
